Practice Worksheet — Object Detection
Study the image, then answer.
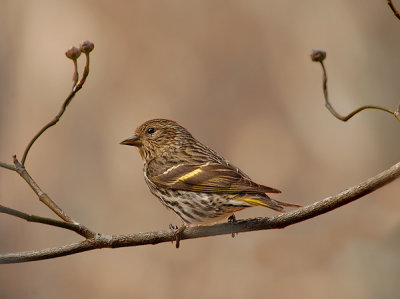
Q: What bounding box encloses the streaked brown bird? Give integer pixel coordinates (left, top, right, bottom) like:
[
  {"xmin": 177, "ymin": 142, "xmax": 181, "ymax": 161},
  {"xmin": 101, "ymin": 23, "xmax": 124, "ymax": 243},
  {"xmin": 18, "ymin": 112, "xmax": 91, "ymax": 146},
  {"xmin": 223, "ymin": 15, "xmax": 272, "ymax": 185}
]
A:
[{"xmin": 121, "ymin": 119, "xmax": 299, "ymax": 246}]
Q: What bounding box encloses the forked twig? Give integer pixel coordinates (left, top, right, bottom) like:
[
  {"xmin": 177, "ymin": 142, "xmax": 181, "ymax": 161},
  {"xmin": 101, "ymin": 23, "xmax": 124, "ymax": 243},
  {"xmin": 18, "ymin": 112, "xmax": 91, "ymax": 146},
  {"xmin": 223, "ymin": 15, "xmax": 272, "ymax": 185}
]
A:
[
  {"xmin": 13, "ymin": 156, "xmax": 73, "ymax": 223},
  {"xmin": 21, "ymin": 41, "xmax": 94, "ymax": 166},
  {"xmin": 0, "ymin": 41, "xmax": 96, "ymax": 240},
  {"xmin": 11, "ymin": 156, "xmax": 95, "ymax": 238},
  {"xmin": 311, "ymin": 50, "xmax": 400, "ymax": 122}
]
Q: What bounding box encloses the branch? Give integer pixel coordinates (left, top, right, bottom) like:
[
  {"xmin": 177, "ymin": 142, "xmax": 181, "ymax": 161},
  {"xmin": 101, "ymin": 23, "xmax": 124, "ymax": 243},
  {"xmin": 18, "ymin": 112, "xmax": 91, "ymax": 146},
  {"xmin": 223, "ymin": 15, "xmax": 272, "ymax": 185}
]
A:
[
  {"xmin": 0, "ymin": 161, "xmax": 16, "ymax": 171},
  {"xmin": 388, "ymin": 0, "xmax": 400, "ymax": 20},
  {"xmin": 20, "ymin": 41, "xmax": 94, "ymax": 166},
  {"xmin": 2, "ymin": 19, "xmax": 400, "ymax": 263},
  {"xmin": 13, "ymin": 156, "xmax": 72, "ymax": 223},
  {"xmin": 310, "ymin": 50, "xmax": 400, "ymax": 122},
  {"xmin": 1, "ymin": 161, "xmax": 399, "ymax": 264},
  {"xmin": 12, "ymin": 156, "xmax": 95, "ymax": 238},
  {"xmin": 0, "ymin": 205, "xmax": 90, "ymax": 237},
  {"xmin": 0, "ymin": 41, "xmax": 96, "ymax": 239}
]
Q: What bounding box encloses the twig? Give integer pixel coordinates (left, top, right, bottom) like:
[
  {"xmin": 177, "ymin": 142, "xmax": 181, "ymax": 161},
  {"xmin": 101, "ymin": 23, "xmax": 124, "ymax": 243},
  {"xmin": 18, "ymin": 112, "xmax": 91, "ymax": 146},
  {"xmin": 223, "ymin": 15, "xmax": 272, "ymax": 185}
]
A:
[
  {"xmin": 0, "ymin": 205, "xmax": 90, "ymax": 237},
  {"xmin": 0, "ymin": 42, "xmax": 96, "ymax": 240},
  {"xmin": 13, "ymin": 156, "xmax": 73, "ymax": 223},
  {"xmin": 71, "ymin": 54, "xmax": 79, "ymax": 88},
  {"xmin": 12, "ymin": 156, "xmax": 95, "ymax": 238},
  {"xmin": 310, "ymin": 50, "xmax": 400, "ymax": 122},
  {"xmin": 21, "ymin": 41, "xmax": 94, "ymax": 166},
  {"xmin": 1, "ymin": 161, "xmax": 399, "ymax": 264},
  {"xmin": 0, "ymin": 161, "xmax": 16, "ymax": 171},
  {"xmin": 388, "ymin": 0, "xmax": 400, "ymax": 20}
]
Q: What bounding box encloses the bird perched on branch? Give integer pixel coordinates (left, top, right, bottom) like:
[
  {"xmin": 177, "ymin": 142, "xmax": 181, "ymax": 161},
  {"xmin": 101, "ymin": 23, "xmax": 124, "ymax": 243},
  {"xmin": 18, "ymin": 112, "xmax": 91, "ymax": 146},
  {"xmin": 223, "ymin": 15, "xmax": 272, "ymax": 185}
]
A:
[{"xmin": 121, "ymin": 119, "xmax": 299, "ymax": 247}]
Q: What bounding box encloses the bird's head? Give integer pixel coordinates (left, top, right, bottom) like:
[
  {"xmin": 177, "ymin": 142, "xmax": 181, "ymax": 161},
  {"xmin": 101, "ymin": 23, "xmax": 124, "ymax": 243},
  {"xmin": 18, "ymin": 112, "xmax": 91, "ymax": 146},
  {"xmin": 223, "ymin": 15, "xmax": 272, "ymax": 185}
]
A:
[{"xmin": 120, "ymin": 119, "xmax": 193, "ymax": 161}]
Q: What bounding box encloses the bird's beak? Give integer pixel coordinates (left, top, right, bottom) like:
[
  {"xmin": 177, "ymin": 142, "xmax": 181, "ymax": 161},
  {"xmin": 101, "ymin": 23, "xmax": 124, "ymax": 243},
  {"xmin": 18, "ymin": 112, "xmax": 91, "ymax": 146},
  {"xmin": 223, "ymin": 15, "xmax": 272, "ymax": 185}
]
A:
[{"xmin": 120, "ymin": 135, "xmax": 142, "ymax": 147}]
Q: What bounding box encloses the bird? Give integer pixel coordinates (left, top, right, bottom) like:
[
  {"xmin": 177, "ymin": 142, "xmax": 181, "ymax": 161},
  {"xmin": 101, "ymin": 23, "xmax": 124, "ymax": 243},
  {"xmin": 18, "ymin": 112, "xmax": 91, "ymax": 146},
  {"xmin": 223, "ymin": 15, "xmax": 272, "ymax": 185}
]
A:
[{"xmin": 121, "ymin": 119, "xmax": 299, "ymax": 247}]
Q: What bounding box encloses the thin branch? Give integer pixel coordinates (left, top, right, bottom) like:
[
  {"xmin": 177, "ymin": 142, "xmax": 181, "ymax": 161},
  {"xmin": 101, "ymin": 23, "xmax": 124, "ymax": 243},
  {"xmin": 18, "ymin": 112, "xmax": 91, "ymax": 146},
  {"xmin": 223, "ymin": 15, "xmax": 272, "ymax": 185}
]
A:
[
  {"xmin": 310, "ymin": 50, "xmax": 400, "ymax": 122},
  {"xmin": 72, "ymin": 56, "xmax": 79, "ymax": 88},
  {"xmin": 0, "ymin": 161, "xmax": 16, "ymax": 171},
  {"xmin": 0, "ymin": 205, "xmax": 90, "ymax": 237},
  {"xmin": 12, "ymin": 156, "xmax": 95, "ymax": 239},
  {"xmin": 388, "ymin": 0, "xmax": 400, "ymax": 20},
  {"xmin": 0, "ymin": 42, "xmax": 96, "ymax": 240},
  {"xmin": 21, "ymin": 41, "xmax": 94, "ymax": 166},
  {"xmin": 13, "ymin": 156, "xmax": 73, "ymax": 223},
  {"xmin": 1, "ymin": 161, "xmax": 399, "ymax": 264},
  {"xmin": 2, "ymin": 33, "xmax": 399, "ymax": 264}
]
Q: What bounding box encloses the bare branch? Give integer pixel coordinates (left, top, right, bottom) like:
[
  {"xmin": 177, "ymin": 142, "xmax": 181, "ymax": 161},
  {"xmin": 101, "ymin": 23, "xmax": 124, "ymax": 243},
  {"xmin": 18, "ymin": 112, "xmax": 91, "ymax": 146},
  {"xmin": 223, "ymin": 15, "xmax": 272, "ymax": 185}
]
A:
[
  {"xmin": 0, "ymin": 161, "xmax": 16, "ymax": 171},
  {"xmin": 13, "ymin": 156, "xmax": 72, "ymax": 223},
  {"xmin": 12, "ymin": 156, "xmax": 95, "ymax": 239},
  {"xmin": 0, "ymin": 42, "xmax": 96, "ymax": 240},
  {"xmin": 311, "ymin": 50, "xmax": 400, "ymax": 122},
  {"xmin": 21, "ymin": 41, "xmax": 94, "ymax": 166},
  {"xmin": 1, "ymin": 161, "xmax": 399, "ymax": 264},
  {"xmin": 388, "ymin": 0, "xmax": 400, "ymax": 20},
  {"xmin": 1, "ymin": 33, "xmax": 399, "ymax": 265},
  {"xmin": 0, "ymin": 204, "xmax": 90, "ymax": 237}
]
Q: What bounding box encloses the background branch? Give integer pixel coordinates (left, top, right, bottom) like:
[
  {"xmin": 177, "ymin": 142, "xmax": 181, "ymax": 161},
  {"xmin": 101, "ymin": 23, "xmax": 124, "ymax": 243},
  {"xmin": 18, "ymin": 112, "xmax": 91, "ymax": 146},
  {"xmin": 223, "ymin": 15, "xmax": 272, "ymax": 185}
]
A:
[
  {"xmin": 311, "ymin": 50, "xmax": 400, "ymax": 122},
  {"xmin": 1, "ymin": 161, "xmax": 399, "ymax": 264},
  {"xmin": 388, "ymin": 0, "xmax": 400, "ymax": 20}
]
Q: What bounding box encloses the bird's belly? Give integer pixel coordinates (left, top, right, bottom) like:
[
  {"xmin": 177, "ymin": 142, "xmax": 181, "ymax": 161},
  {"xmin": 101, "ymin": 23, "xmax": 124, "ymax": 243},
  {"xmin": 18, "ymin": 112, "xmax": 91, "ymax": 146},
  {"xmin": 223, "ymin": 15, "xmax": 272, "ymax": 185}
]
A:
[{"xmin": 149, "ymin": 187, "xmax": 248, "ymax": 225}]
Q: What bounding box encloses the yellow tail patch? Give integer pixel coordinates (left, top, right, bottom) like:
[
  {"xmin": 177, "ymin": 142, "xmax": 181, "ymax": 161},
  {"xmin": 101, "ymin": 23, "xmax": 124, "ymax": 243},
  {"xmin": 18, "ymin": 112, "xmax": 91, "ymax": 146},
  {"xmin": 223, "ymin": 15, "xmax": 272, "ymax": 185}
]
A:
[{"xmin": 239, "ymin": 198, "xmax": 272, "ymax": 208}]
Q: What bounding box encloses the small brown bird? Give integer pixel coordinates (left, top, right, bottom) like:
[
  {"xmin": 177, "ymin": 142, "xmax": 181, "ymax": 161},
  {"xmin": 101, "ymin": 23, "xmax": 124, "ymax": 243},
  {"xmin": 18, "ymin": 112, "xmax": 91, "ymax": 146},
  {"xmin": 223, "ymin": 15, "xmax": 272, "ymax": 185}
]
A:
[{"xmin": 121, "ymin": 119, "xmax": 299, "ymax": 246}]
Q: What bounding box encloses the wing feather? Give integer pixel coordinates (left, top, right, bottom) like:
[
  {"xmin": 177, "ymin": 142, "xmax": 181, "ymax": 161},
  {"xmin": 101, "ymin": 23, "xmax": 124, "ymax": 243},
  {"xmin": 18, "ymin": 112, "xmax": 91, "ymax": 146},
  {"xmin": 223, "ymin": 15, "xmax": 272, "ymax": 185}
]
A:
[{"xmin": 148, "ymin": 162, "xmax": 281, "ymax": 194}]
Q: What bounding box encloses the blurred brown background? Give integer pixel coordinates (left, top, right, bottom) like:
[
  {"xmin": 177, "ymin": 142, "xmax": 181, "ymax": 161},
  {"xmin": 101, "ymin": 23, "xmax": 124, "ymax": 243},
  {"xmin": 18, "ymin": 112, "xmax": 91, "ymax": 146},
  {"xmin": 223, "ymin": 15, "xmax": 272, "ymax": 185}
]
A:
[{"xmin": 1, "ymin": 1, "xmax": 400, "ymax": 298}]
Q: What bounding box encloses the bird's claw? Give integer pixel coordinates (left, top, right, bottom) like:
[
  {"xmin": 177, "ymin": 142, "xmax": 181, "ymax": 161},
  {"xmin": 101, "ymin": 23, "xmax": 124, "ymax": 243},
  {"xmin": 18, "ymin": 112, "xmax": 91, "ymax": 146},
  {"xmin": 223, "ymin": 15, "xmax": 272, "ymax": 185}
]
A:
[
  {"xmin": 228, "ymin": 214, "xmax": 238, "ymax": 238},
  {"xmin": 169, "ymin": 224, "xmax": 186, "ymax": 248},
  {"xmin": 228, "ymin": 214, "xmax": 237, "ymax": 224},
  {"xmin": 169, "ymin": 224, "xmax": 179, "ymax": 231}
]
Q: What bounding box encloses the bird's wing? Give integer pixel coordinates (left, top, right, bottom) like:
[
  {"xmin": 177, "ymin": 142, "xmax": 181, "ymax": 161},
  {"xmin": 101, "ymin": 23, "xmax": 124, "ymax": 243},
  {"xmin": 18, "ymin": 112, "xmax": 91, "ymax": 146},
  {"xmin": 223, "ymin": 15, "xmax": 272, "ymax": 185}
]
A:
[{"xmin": 148, "ymin": 161, "xmax": 281, "ymax": 194}]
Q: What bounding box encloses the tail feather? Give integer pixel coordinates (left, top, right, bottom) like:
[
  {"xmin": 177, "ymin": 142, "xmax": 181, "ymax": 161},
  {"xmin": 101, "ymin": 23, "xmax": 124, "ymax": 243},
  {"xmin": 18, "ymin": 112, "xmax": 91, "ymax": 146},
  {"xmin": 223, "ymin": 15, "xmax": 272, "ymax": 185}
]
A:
[
  {"xmin": 272, "ymin": 199, "xmax": 302, "ymax": 208},
  {"xmin": 235, "ymin": 195, "xmax": 300, "ymax": 212},
  {"xmin": 240, "ymin": 198, "xmax": 284, "ymax": 212}
]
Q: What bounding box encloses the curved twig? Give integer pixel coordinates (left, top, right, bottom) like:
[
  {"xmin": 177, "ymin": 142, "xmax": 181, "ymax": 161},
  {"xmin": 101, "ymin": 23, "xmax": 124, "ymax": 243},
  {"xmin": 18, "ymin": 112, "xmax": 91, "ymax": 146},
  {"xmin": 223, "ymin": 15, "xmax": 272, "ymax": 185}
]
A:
[
  {"xmin": 1, "ymin": 161, "xmax": 399, "ymax": 264},
  {"xmin": 21, "ymin": 41, "xmax": 94, "ymax": 166},
  {"xmin": 0, "ymin": 42, "xmax": 96, "ymax": 243},
  {"xmin": 311, "ymin": 50, "xmax": 400, "ymax": 122},
  {"xmin": 388, "ymin": 0, "xmax": 400, "ymax": 20}
]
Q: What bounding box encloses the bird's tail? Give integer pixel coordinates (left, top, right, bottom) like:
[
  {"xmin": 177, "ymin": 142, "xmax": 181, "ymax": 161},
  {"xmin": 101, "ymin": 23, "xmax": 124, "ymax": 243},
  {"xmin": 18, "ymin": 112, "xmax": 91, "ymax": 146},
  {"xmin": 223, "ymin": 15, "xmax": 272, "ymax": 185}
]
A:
[
  {"xmin": 234, "ymin": 194, "xmax": 301, "ymax": 212},
  {"xmin": 273, "ymin": 198, "xmax": 302, "ymax": 209}
]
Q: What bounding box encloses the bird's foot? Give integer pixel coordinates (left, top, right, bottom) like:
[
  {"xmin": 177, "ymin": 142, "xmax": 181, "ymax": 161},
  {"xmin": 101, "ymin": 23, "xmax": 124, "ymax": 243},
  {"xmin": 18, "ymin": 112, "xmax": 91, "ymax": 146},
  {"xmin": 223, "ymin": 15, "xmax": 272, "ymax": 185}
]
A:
[
  {"xmin": 228, "ymin": 214, "xmax": 238, "ymax": 238},
  {"xmin": 228, "ymin": 214, "xmax": 237, "ymax": 224},
  {"xmin": 169, "ymin": 224, "xmax": 187, "ymax": 248}
]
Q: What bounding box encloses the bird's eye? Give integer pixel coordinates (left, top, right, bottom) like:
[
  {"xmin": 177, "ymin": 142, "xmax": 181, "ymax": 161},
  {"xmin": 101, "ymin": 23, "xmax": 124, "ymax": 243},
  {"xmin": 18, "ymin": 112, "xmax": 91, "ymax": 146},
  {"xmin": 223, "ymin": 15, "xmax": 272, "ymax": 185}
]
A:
[{"xmin": 147, "ymin": 127, "xmax": 155, "ymax": 134}]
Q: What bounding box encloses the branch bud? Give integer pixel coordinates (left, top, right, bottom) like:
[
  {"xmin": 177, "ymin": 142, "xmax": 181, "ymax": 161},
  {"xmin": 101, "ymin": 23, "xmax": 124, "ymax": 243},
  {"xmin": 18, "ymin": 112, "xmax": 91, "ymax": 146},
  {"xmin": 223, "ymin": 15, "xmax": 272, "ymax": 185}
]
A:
[
  {"xmin": 311, "ymin": 50, "xmax": 326, "ymax": 62},
  {"xmin": 65, "ymin": 47, "xmax": 81, "ymax": 60},
  {"xmin": 80, "ymin": 40, "xmax": 94, "ymax": 54}
]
